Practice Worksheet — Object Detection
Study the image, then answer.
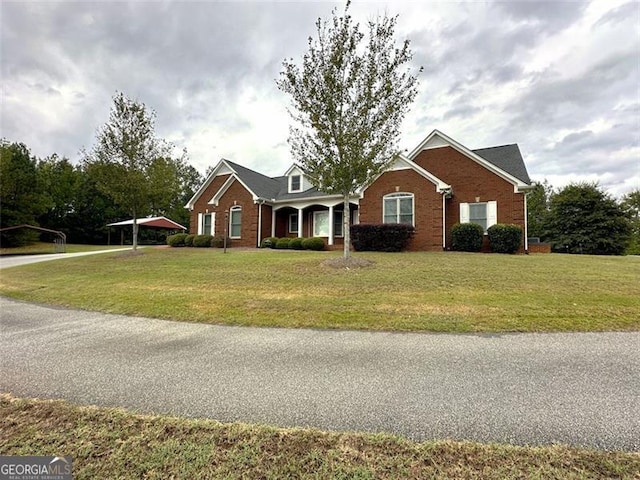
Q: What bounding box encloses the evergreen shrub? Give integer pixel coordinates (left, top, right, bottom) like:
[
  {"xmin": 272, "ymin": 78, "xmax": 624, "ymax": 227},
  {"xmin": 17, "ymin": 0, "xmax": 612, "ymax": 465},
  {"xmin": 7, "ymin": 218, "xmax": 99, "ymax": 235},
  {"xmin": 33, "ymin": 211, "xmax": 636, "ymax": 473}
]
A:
[
  {"xmin": 451, "ymin": 223, "xmax": 484, "ymax": 252},
  {"xmin": 487, "ymin": 224, "xmax": 522, "ymax": 254},
  {"xmin": 289, "ymin": 237, "xmax": 304, "ymax": 250},
  {"xmin": 167, "ymin": 233, "xmax": 188, "ymax": 247},
  {"xmin": 350, "ymin": 224, "xmax": 415, "ymax": 252},
  {"xmin": 301, "ymin": 237, "xmax": 325, "ymax": 251},
  {"xmin": 211, "ymin": 236, "xmax": 231, "ymax": 248},
  {"xmin": 260, "ymin": 237, "xmax": 279, "ymax": 249},
  {"xmin": 275, "ymin": 238, "xmax": 291, "ymax": 249},
  {"xmin": 193, "ymin": 234, "xmax": 213, "ymax": 248}
]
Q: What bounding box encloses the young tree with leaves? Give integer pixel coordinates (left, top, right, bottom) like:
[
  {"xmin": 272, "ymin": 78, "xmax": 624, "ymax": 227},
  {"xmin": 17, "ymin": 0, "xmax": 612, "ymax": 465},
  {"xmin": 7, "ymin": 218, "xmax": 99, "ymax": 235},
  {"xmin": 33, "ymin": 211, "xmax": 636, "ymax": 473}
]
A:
[
  {"xmin": 277, "ymin": 1, "xmax": 421, "ymax": 258},
  {"xmin": 84, "ymin": 92, "xmax": 170, "ymax": 250}
]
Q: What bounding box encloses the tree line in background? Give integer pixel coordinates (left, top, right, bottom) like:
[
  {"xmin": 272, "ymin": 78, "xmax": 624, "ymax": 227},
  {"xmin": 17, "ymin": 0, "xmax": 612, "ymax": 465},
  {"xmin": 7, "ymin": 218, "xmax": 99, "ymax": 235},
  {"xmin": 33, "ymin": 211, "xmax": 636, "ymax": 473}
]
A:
[
  {"xmin": 1, "ymin": 90, "xmax": 638, "ymax": 255},
  {"xmin": 1, "ymin": 97, "xmax": 202, "ymax": 247},
  {"xmin": 527, "ymin": 180, "xmax": 638, "ymax": 255}
]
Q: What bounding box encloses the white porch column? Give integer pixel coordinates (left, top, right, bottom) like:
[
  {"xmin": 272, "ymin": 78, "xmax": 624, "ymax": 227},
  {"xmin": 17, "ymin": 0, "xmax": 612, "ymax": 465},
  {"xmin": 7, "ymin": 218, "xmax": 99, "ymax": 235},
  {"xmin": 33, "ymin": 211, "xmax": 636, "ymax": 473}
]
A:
[
  {"xmin": 328, "ymin": 205, "xmax": 334, "ymax": 246},
  {"xmin": 271, "ymin": 208, "xmax": 276, "ymax": 237},
  {"xmin": 297, "ymin": 208, "xmax": 303, "ymax": 238}
]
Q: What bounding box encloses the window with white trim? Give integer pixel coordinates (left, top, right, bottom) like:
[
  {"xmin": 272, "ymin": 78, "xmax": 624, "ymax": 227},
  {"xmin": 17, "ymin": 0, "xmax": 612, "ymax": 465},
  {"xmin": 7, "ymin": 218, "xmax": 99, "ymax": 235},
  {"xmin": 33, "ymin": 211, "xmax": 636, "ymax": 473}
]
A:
[
  {"xmin": 383, "ymin": 193, "xmax": 414, "ymax": 225},
  {"xmin": 289, "ymin": 213, "xmax": 299, "ymax": 234},
  {"xmin": 229, "ymin": 207, "xmax": 242, "ymax": 238},
  {"xmin": 460, "ymin": 201, "xmax": 497, "ymax": 232},
  {"xmin": 198, "ymin": 213, "xmax": 215, "ymax": 235},
  {"xmin": 312, "ymin": 210, "xmax": 344, "ymax": 237},
  {"xmin": 289, "ymin": 175, "xmax": 301, "ymax": 193}
]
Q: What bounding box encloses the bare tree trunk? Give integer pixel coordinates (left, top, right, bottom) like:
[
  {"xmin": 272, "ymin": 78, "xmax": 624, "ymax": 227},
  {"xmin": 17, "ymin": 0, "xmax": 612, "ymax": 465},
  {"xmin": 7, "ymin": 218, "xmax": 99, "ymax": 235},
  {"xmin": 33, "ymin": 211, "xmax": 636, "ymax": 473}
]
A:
[{"xmin": 343, "ymin": 193, "xmax": 350, "ymax": 259}]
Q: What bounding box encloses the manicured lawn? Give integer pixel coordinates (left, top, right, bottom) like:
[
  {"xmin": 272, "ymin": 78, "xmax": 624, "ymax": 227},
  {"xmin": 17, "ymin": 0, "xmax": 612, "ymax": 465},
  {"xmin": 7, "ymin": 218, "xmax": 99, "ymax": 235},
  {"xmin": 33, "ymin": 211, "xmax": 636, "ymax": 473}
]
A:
[
  {"xmin": 1, "ymin": 395, "xmax": 637, "ymax": 480},
  {"xmin": 0, "ymin": 248, "xmax": 638, "ymax": 332}
]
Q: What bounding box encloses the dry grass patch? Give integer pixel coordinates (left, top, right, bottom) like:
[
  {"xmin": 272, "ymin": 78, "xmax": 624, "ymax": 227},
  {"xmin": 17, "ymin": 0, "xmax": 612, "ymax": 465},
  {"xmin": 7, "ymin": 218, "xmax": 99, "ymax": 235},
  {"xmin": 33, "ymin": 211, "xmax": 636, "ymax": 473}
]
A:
[{"xmin": 1, "ymin": 395, "xmax": 638, "ymax": 480}]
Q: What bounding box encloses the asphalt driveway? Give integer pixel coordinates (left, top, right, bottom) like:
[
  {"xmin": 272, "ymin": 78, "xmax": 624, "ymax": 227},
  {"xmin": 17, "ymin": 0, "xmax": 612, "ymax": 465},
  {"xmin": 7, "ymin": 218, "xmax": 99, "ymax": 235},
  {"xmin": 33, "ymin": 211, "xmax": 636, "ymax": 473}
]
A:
[{"xmin": 0, "ymin": 297, "xmax": 638, "ymax": 451}]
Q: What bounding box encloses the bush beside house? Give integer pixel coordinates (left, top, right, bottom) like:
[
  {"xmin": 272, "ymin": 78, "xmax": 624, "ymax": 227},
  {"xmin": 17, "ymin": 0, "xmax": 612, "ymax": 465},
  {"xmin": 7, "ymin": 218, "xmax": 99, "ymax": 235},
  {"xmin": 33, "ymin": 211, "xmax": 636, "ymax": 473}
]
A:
[
  {"xmin": 167, "ymin": 233, "xmax": 188, "ymax": 247},
  {"xmin": 351, "ymin": 224, "xmax": 415, "ymax": 252},
  {"xmin": 487, "ymin": 224, "xmax": 522, "ymax": 254},
  {"xmin": 451, "ymin": 223, "xmax": 484, "ymax": 252}
]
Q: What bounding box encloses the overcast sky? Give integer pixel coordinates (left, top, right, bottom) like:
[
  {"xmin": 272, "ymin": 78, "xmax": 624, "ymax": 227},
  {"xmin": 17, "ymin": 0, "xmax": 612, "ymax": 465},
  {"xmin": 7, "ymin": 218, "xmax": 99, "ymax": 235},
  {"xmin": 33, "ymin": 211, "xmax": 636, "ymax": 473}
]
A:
[{"xmin": 2, "ymin": 0, "xmax": 639, "ymax": 197}]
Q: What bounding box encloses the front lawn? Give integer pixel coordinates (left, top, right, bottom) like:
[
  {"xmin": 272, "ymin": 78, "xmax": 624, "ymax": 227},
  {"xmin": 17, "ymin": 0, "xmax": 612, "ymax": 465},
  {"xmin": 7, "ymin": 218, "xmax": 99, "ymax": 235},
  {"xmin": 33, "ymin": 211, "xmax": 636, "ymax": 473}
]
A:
[{"xmin": 1, "ymin": 248, "xmax": 638, "ymax": 333}]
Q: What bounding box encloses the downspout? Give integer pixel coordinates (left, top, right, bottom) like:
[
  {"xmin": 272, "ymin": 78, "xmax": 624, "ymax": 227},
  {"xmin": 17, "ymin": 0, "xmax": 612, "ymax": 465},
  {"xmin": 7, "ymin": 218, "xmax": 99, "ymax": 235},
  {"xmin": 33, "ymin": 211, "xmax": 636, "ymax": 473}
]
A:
[
  {"xmin": 523, "ymin": 192, "xmax": 529, "ymax": 254},
  {"xmin": 442, "ymin": 192, "xmax": 447, "ymax": 250},
  {"xmin": 257, "ymin": 200, "xmax": 264, "ymax": 248}
]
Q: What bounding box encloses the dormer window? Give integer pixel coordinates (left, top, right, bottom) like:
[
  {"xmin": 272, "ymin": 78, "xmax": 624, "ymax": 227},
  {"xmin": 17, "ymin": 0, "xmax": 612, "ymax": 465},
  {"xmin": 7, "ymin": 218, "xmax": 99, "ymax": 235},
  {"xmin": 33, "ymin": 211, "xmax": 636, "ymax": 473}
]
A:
[{"xmin": 290, "ymin": 174, "xmax": 301, "ymax": 193}]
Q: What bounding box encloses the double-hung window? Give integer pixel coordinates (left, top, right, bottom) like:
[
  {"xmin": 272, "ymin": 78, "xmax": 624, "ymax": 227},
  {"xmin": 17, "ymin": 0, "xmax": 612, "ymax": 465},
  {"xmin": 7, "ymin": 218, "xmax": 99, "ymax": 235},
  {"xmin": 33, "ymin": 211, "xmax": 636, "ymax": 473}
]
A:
[
  {"xmin": 290, "ymin": 175, "xmax": 301, "ymax": 192},
  {"xmin": 460, "ymin": 201, "xmax": 497, "ymax": 232},
  {"xmin": 289, "ymin": 213, "xmax": 299, "ymax": 234},
  {"xmin": 198, "ymin": 213, "xmax": 215, "ymax": 235},
  {"xmin": 229, "ymin": 207, "xmax": 242, "ymax": 238},
  {"xmin": 383, "ymin": 193, "xmax": 414, "ymax": 225}
]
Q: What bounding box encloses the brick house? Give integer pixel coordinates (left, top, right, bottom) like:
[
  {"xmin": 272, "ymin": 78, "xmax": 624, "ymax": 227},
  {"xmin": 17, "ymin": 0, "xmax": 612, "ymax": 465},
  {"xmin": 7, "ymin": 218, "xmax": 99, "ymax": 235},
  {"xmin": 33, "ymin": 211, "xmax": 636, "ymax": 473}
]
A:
[{"xmin": 185, "ymin": 129, "xmax": 533, "ymax": 251}]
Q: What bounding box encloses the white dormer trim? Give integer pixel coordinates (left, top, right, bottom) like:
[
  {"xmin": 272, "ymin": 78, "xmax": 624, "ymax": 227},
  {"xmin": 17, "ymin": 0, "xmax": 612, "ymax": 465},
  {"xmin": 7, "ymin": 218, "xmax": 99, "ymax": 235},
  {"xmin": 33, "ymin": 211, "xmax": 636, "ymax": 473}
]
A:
[
  {"xmin": 408, "ymin": 129, "xmax": 530, "ymax": 192},
  {"xmin": 284, "ymin": 164, "xmax": 311, "ymax": 193}
]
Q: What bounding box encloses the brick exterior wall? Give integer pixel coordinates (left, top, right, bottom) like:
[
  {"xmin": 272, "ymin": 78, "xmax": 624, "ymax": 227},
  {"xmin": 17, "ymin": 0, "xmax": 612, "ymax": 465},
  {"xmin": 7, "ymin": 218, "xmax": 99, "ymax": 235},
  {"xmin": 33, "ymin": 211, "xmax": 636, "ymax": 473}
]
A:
[
  {"xmin": 190, "ymin": 145, "xmax": 528, "ymax": 252},
  {"xmin": 413, "ymin": 146, "xmax": 526, "ymax": 251},
  {"xmin": 189, "ymin": 176, "xmax": 262, "ymax": 248},
  {"xmin": 360, "ymin": 168, "xmax": 444, "ymax": 251}
]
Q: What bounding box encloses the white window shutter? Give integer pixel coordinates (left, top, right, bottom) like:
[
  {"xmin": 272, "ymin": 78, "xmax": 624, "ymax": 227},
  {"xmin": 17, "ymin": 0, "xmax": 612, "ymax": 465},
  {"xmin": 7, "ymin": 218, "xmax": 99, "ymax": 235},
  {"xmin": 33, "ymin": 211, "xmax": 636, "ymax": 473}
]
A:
[
  {"xmin": 197, "ymin": 213, "xmax": 203, "ymax": 234},
  {"xmin": 487, "ymin": 201, "xmax": 497, "ymax": 227},
  {"xmin": 211, "ymin": 213, "xmax": 216, "ymax": 236},
  {"xmin": 460, "ymin": 203, "xmax": 470, "ymax": 223}
]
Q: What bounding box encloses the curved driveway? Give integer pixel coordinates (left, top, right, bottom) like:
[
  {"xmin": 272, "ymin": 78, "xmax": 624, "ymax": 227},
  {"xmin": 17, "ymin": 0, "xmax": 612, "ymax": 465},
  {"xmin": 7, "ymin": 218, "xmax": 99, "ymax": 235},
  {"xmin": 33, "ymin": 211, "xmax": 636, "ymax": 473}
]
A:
[{"xmin": 0, "ymin": 297, "xmax": 638, "ymax": 451}]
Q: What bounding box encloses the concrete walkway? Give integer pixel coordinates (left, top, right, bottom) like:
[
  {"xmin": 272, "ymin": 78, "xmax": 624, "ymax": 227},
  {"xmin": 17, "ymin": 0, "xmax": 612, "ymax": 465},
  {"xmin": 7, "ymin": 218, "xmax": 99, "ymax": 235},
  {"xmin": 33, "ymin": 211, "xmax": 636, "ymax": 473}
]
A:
[
  {"xmin": 1, "ymin": 297, "xmax": 638, "ymax": 451},
  {"xmin": 0, "ymin": 248, "xmax": 134, "ymax": 269}
]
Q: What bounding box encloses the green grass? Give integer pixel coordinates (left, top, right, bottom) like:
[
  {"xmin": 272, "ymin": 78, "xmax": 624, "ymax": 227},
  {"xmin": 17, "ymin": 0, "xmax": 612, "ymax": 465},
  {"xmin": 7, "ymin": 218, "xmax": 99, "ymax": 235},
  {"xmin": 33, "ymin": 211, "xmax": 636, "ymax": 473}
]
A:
[
  {"xmin": 1, "ymin": 248, "xmax": 638, "ymax": 333},
  {"xmin": 1, "ymin": 395, "xmax": 638, "ymax": 480},
  {"xmin": 0, "ymin": 242, "xmax": 129, "ymax": 255}
]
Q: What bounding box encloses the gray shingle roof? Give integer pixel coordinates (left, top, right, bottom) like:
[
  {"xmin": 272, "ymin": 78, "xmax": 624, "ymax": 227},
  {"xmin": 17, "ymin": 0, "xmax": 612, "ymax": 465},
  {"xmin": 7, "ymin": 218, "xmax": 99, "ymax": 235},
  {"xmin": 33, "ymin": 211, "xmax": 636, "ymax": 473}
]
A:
[
  {"xmin": 223, "ymin": 143, "xmax": 530, "ymax": 203},
  {"xmin": 472, "ymin": 144, "xmax": 531, "ymax": 185},
  {"xmin": 224, "ymin": 160, "xmax": 283, "ymax": 200}
]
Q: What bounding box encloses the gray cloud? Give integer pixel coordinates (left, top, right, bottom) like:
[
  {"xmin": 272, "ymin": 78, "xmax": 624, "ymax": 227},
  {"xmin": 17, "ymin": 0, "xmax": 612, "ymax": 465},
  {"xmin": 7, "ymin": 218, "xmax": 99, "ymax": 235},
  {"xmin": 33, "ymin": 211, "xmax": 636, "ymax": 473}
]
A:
[{"xmin": 1, "ymin": 0, "xmax": 638, "ymax": 197}]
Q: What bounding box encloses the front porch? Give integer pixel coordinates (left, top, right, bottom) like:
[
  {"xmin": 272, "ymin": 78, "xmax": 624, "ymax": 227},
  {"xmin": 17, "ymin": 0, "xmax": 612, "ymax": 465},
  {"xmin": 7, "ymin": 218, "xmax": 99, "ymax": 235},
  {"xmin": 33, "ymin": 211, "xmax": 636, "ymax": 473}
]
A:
[{"xmin": 270, "ymin": 201, "xmax": 359, "ymax": 247}]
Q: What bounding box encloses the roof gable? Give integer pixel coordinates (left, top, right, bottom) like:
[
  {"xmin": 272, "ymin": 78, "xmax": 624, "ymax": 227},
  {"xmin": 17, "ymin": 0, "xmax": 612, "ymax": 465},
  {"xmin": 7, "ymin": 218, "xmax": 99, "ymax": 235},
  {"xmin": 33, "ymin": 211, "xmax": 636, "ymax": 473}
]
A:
[
  {"xmin": 362, "ymin": 154, "xmax": 451, "ymax": 194},
  {"xmin": 408, "ymin": 129, "xmax": 531, "ymax": 190}
]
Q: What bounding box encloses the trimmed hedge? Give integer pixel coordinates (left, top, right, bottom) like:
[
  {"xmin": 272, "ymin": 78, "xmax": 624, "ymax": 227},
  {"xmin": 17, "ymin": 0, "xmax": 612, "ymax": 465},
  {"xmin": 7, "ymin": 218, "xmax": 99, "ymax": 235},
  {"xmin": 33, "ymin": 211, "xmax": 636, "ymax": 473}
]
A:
[
  {"xmin": 301, "ymin": 237, "xmax": 325, "ymax": 251},
  {"xmin": 289, "ymin": 237, "xmax": 304, "ymax": 250},
  {"xmin": 451, "ymin": 223, "xmax": 484, "ymax": 252},
  {"xmin": 260, "ymin": 237, "xmax": 279, "ymax": 249},
  {"xmin": 193, "ymin": 234, "xmax": 213, "ymax": 248},
  {"xmin": 167, "ymin": 233, "xmax": 188, "ymax": 247},
  {"xmin": 211, "ymin": 236, "xmax": 232, "ymax": 248},
  {"xmin": 488, "ymin": 224, "xmax": 522, "ymax": 254},
  {"xmin": 184, "ymin": 234, "xmax": 195, "ymax": 247},
  {"xmin": 275, "ymin": 238, "xmax": 291, "ymax": 249},
  {"xmin": 350, "ymin": 224, "xmax": 415, "ymax": 252}
]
